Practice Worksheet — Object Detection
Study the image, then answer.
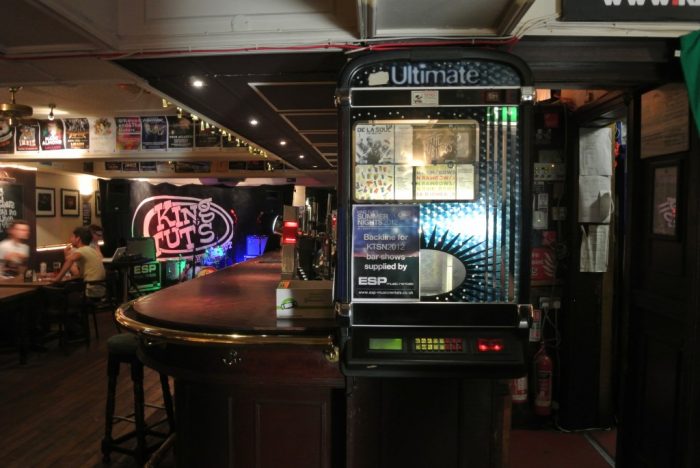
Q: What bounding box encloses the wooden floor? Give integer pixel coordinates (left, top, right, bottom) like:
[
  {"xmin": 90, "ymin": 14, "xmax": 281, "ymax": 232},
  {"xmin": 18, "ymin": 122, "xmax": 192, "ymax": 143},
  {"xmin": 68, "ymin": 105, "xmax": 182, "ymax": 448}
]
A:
[
  {"xmin": 0, "ymin": 311, "xmax": 615, "ymax": 468},
  {"xmin": 0, "ymin": 311, "xmax": 173, "ymax": 468}
]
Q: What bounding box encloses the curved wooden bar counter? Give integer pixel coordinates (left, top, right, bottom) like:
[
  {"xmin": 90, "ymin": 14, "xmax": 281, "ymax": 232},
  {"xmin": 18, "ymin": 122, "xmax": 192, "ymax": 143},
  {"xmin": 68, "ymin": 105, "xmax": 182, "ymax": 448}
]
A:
[{"xmin": 117, "ymin": 253, "xmax": 344, "ymax": 468}]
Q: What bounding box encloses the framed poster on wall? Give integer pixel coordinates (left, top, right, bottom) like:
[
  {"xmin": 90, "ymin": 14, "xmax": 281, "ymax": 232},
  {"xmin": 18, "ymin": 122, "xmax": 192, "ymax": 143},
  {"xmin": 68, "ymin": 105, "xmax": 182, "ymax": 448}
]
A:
[
  {"xmin": 61, "ymin": 188, "xmax": 80, "ymax": 217},
  {"xmin": 652, "ymin": 163, "xmax": 679, "ymax": 238},
  {"xmin": 36, "ymin": 187, "xmax": 55, "ymax": 217}
]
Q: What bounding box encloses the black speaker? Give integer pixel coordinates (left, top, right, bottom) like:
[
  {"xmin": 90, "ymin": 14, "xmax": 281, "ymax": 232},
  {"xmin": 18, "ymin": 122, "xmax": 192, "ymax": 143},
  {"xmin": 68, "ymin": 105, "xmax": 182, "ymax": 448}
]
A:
[
  {"xmin": 105, "ymin": 179, "xmax": 130, "ymax": 213},
  {"xmin": 100, "ymin": 179, "xmax": 132, "ymax": 255}
]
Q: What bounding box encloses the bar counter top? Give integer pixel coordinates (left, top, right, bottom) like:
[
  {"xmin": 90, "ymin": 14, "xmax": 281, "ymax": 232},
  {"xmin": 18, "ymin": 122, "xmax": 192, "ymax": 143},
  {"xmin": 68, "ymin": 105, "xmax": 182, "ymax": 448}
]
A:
[{"xmin": 117, "ymin": 252, "xmax": 337, "ymax": 347}]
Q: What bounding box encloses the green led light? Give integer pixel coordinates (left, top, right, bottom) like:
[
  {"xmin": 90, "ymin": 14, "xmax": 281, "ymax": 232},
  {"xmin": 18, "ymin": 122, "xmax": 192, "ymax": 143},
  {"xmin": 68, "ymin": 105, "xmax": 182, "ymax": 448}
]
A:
[
  {"xmin": 369, "ymin": 338, "xmax": 403, "ymax": 351},
  {"xmin": 509, "ymin": 107, "xmax": 518, "ymax": 122}
]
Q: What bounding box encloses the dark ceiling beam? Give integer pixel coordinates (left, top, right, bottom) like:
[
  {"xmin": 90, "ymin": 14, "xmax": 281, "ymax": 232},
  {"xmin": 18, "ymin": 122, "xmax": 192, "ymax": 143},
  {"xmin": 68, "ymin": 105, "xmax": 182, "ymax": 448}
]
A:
[{"xmin": 511, "ymin": 36, "xmax": 681, "ymax": 89}]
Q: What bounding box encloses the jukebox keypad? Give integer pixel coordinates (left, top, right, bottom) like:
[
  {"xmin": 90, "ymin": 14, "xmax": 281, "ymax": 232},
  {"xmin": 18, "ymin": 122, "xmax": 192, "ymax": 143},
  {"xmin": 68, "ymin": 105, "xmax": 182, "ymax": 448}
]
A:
[{"xmin": 413, "ymin": 337, "xmax": 463, "ymax": 352}]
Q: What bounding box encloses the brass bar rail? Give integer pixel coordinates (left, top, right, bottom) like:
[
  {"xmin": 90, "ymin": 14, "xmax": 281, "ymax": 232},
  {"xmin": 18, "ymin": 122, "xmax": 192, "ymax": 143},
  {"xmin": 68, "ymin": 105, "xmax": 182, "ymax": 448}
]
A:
[{"xmin": 115, "ymin": 302, "xmax": 335, "ymax": 348}]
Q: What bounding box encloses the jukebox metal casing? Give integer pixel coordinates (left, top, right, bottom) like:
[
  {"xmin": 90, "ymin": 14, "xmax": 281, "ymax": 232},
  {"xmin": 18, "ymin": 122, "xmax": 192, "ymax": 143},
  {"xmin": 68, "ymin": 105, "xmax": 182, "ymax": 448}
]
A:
[{"xmin": 335, "ymin": 49, "xmax": 534, "ymax": 377}]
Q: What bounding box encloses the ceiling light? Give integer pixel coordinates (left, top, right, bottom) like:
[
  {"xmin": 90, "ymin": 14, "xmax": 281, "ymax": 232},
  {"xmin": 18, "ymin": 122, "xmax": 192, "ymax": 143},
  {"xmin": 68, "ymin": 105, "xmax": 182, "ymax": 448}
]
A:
[
  {"xmin": 162, "ymin": 98, "xmax": 168, "ymax": 108},
  {"xmin": 0, "ymin": 87, "xmax": 33, "ymax": 126},
  {"xmin": 312, "ymin": 165, "xmax": 318, "ymax": 168},
  {"xmin": 299, "ymin": 154, "xmax": 305, "ymax": 159},
  {"xmin": 249, "ymin": 118, "xmax": 259, "ymax": 126},
  {"xmin": 279, "ymin": 140, "xmax": 287, "ymax": 146},
  {"xmin": 48, "ymin": 103, "xmax": 56, "ymax": 121},
  {"xmin": 192, "ymin": 79, "xmax": 204, "ymax": 88},
  {"xmin": 176, "ymin": 107, "xmax": 183, "ymax": 118}
]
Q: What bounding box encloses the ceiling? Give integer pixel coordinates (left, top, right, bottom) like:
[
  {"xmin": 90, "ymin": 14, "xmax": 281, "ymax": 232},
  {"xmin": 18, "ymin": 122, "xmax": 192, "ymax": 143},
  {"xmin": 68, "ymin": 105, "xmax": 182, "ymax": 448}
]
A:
[{"xmin": 0, "ymin": 0, "xmax": 696, "ymax": 179}]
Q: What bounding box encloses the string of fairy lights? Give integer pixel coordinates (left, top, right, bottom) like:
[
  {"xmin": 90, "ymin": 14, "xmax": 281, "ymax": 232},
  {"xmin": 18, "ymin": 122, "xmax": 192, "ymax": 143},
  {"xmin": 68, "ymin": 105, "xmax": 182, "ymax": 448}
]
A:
[{"xmin": 166, "ymin": 99, "xmax": 271, "ymax": 159}]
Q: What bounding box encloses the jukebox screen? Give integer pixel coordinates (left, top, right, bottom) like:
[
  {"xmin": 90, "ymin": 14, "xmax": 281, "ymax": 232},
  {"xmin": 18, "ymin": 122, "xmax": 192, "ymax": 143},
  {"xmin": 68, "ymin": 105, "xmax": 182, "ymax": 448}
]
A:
[{"xmin": 351, "ymin": 110, "xmax": 521, "ymax": 303}]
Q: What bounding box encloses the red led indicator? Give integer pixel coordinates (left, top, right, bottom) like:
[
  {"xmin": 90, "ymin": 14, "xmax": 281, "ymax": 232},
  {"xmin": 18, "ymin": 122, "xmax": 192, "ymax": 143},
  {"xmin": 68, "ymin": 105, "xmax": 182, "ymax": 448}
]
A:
[
  {"xmin": 282, "ymin": 221, "xmax": 299, "ymax": 244},
  {"xmin": 477, "ymin": 338, "xmax": 504, "ymax": 353}
]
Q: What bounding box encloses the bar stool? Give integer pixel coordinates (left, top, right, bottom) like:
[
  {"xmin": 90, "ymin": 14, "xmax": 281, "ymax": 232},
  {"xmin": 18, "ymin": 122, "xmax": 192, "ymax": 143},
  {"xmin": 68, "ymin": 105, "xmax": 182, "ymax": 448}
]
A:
[{"xmin": 101, "ymin": 333, "xmax": 175, "ymax": 465}]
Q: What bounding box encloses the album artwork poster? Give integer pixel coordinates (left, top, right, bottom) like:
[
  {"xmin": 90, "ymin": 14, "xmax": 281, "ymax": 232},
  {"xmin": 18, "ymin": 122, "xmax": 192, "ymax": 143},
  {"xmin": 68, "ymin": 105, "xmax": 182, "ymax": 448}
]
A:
[
  {"xmin": 167, "ymin": 116, "xmax": 194, "ymax": 149},
  {"xmin": 141, "ymin": 116, "xmax": 167, "ymax": 150},
  {"xmin": 39, "ymin": 119, "xmax": 65, "ymax": 151},
  {"xmin": 415, "ymin": 164, "xmax": 457, "ymax": 200},
  {"xmin": 195, "ymin": 126, "xmax": 221, "ymax": 149},
  {"xmin": 355, "ymin": 124, "xmax": 394, "ymax": 164},
  {"xmin": 354, "ymin": 164, "xmax": 394, "ymax": 200},
  {"xmin": 116, "ymin": 117, "xmax": 142, "ymax": 151},
  {"xmin": 394, "ymin": 124, "xmax": 413, "ymax": 164},
  {"xmin": 90, "ymin": 117, "xmax": 116, "ymax": 153},
  {"xmin": 15, "ymin": 121, "xmax": 40, "ymax": 152},
  {"xmin": 412, "ymin": 123, "xmax": 477, "ymax": 165},
  {"xmin": 65, "ymin": 118, "xmax": 90, "ymax": 150},
  {"xmin": 394, "ymin": 165, "xmax": 414, "ymax": 200}
]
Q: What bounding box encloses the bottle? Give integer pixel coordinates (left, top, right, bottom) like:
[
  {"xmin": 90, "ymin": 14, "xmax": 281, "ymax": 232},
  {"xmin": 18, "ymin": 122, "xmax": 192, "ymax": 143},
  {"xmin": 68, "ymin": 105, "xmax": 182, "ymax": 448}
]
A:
[
  {"xmin": 39, "ymin": 262, "xmax": 47, "ymax": 275},
  {"xmin": 24, "ymin": 269, "xmax": 33, "ymax": 283}
]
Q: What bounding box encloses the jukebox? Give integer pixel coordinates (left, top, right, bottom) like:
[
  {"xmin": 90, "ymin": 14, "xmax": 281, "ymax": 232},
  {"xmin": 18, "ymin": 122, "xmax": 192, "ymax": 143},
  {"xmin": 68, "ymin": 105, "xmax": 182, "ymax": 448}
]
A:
[{"xmin": 335, "ymin": 49, "xmax": 534, "ymax": 467}]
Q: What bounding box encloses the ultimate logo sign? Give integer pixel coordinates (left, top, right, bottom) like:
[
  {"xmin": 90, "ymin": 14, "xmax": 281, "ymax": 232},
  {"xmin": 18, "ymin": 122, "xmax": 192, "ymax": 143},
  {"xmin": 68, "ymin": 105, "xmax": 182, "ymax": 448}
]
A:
[{"xmin": 131, "ymin": 195, "xmax": 235, "ymax": 258}]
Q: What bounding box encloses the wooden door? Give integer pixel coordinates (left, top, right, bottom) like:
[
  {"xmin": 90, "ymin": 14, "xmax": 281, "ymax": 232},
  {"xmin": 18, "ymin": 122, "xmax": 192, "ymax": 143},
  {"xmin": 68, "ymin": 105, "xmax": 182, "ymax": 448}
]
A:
[{"xmin": 617, "ymin": 87, "xmax": 700, "ymax": 468}]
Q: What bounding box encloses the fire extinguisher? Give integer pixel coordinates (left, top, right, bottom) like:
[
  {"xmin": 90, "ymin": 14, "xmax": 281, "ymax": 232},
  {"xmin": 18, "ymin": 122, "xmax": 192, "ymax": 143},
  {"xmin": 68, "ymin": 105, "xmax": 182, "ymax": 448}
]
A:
[{"xmin": 534, "ymin": 341, "xmax": 553, "ymax": 416}]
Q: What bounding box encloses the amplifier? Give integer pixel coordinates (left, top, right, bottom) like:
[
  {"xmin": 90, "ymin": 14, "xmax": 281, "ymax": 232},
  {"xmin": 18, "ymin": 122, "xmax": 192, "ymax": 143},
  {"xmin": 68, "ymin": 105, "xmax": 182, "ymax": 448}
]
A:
[{"xmin": 128, "ymin": 261, "xmax": 161, "ymax": 293}]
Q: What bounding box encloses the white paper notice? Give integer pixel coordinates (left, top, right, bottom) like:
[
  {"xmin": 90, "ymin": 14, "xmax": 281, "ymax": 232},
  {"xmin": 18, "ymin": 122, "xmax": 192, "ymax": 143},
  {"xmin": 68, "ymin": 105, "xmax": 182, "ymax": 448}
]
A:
[
  {"xmin": 579, "ymin": 127, "xmax": 613, "ymax": 176},
  {"xmin": 455, "ymin": 164, "xmax": 475, "ymax": 200},
  {"xmin": 580, "ymin": 225, "xmax": 609, "ymax": 273},
  {"xmin": 578, "ymin": 175, "xmax": 612, "ymax": 223},
  {"xmin": 394, "ymin": 165, "xmax": 414, "ymax": 200},
  {"xmin": 394, "ymin": 124, "xmax": 413, "ymax": 164}
]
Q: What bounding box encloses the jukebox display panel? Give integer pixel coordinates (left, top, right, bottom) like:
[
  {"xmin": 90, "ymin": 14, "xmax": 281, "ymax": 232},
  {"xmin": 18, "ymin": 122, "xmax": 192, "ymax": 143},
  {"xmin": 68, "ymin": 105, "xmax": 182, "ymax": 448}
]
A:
[{"xmin": 351, "ymin": 110, "xmax": 521, "ymax": 305}]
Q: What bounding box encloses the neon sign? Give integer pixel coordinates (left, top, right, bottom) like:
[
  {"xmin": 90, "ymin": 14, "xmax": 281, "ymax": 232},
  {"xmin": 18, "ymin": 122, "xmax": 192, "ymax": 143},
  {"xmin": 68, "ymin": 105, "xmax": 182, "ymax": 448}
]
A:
[{"xmin": 131, "ymin": 195, "xmax": 234, "ymax": 257}]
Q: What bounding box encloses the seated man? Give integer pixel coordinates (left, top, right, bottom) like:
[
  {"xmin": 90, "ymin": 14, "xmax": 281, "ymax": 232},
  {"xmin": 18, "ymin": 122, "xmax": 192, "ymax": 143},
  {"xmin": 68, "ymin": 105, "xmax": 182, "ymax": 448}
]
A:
[
  {"xmin": 54, "ymin": 226, "xmax": 106, "ymax": 298},
  {"xmin": 0, "ymin": 219, "xmax": 31, "ymax": 278},
  {"xmin": 88, "ymin": 224, "xmax": 104, "ymax": 259}
]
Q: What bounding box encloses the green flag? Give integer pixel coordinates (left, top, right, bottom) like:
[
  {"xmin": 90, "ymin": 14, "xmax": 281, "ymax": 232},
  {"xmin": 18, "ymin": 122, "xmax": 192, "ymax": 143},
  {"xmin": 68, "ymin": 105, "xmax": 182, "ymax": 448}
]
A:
[{"xmin": 681, "ymin": 30, "xmax": 700, "ymax": 136}]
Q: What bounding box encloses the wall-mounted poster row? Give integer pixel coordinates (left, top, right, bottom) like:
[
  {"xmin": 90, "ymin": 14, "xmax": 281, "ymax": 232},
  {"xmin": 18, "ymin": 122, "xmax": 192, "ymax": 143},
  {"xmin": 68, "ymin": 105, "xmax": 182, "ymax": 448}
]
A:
[{"xmin": 0, "ymin": 116, "xmax": 252, "ymax": 155}]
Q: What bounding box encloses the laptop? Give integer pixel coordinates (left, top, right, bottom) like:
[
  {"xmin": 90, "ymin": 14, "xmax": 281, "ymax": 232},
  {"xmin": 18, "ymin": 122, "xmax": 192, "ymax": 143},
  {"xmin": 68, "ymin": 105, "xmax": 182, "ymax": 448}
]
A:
[{"xmin": 104, "ymin": 246, "xmax": 127, "ymax": 263}]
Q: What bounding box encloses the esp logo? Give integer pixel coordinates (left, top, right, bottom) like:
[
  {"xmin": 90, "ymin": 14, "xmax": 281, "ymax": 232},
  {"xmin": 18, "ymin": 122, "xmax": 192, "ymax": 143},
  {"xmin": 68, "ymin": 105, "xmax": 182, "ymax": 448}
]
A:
[
  {"xmin": 133, "ymin": 263, "xmax": 158, "ymax": 275},
  {"xmin": 358, "ymin": 276, "xmax": 388, "ymax": 286}
]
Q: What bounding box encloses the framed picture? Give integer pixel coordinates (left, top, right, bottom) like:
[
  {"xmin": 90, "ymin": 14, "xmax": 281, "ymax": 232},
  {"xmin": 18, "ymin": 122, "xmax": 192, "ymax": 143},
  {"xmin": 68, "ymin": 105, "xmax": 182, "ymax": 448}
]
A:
[
  {"xmin": 35, "ymin": 187, "xmax": 55, "ymax": 217},
  {"xmin": 652, "ymin": 163, "xmax": 679, "ymax": 238},
  {"xmin": 61, "ymin": 188, "xmax": 80, "ymax": 217},
  {"xmin": 95, "ymin": 191, "xmax": 101, "ymax": 217}
]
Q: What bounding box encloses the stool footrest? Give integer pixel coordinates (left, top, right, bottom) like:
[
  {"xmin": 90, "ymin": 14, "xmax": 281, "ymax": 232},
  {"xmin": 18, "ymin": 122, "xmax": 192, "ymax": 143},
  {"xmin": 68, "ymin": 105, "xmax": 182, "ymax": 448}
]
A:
[{"xmin": 102, "ymin": 337, "xmax": 175, "ymax": 465}]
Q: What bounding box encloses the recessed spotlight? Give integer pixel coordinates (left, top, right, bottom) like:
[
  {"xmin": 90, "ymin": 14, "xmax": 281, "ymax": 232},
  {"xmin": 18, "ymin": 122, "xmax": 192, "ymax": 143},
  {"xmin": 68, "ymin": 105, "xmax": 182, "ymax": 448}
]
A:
[
  {"xmin": 192, "ymin": 79, "xmax": 204, "ymax": 88},
  {"xmin": 299, "ymin": 154, "xmax": 304, "ymax": 159},
  {"xmin": 279, "ymin": 140, "xmax": 287, "ymax": 146},
  {"xmin": 249, "ymin": 118, "xmax": 259, "ymax": 126},
  {"xmin": 312, "ymin": 165, "xmax": 318, "ymax": 168}
]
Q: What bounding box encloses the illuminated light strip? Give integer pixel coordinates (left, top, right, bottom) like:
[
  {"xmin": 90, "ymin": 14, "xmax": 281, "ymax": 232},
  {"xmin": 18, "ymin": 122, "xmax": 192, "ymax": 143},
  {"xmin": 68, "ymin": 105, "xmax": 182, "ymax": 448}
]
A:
[
  {"xmin": 36, "ymin": 244, "xmax": 70, "ymax": 252},
  {"xmin": 36, "ymin": 240, "xmax": 103, "ymax": 252},
  {"xmin": 0, "ymin": 163, "xmax": 37, "ymax": 171}
]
